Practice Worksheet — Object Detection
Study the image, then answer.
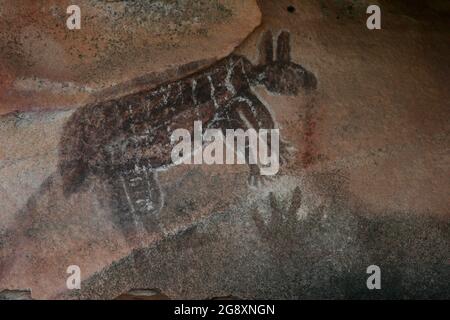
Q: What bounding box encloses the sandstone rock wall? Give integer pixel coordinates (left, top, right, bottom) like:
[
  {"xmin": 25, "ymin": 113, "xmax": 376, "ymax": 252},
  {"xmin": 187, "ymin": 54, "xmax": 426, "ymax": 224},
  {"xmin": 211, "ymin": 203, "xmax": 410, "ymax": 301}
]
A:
[{"xmin": 0, "ymin": 0, "xmax": 448, "ymax": 299}]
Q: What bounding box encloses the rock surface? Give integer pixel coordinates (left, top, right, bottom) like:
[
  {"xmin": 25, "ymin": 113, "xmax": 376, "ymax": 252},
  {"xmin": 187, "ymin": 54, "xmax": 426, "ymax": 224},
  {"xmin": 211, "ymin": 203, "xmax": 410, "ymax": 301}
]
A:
[
  {"xmin": 0, "ymin": 0, "xmax": 449, "ymax": 299},
  {"xmin": 0, "ymin": 0, "xmax": 261, "ymax": 114}
]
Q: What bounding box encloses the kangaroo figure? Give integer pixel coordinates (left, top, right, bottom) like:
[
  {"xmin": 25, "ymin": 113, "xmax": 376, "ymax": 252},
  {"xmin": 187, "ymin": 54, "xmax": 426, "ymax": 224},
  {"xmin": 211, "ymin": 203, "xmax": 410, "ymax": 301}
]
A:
[{"xmin": 59, "ymin": 30, "xmax": 317, "ymax": 236}]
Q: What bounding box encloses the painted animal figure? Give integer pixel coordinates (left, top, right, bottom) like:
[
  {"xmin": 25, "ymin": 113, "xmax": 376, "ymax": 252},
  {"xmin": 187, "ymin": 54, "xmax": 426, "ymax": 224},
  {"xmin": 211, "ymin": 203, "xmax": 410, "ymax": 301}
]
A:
[{"xmin": 59, "ymin": 30, "xmax": 317, "ymax": 235}]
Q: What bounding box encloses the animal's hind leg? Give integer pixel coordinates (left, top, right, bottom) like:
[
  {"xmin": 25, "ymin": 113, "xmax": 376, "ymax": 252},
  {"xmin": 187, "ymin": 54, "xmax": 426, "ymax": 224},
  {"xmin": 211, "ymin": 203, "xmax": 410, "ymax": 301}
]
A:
[{"xmin": 106, "ymin": 165, "xmax": 163, "ymax": 240}]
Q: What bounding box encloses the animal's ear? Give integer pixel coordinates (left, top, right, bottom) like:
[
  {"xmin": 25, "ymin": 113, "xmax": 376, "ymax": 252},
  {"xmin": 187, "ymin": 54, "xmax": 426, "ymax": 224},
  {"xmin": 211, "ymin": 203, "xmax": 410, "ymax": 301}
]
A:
[
  {"xmin": 276, "ymin": 31, "xmax": 291, "ymax": 63},
  {"xmin": 258, "ymin": 30, "xmax": 274, "ymax": 65}
]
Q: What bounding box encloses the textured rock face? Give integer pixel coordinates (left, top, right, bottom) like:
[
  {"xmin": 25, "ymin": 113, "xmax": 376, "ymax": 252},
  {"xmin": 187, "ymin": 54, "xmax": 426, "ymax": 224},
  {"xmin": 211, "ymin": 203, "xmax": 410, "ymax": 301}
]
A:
[
  {"xmin": 0, "ymin": 0, "xmax": 261, "ymax": 114},
  {"xmin": 1, "ymin": 0, "xmax": 449, "ymax": 299}
]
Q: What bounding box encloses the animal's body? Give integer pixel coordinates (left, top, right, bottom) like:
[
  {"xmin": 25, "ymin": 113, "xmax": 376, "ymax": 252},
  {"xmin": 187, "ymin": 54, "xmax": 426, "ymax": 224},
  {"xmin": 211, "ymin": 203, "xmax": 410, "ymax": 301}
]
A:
[{"xmin": 59, "ymin": 31, "xmax": 316, "ymax": 235}]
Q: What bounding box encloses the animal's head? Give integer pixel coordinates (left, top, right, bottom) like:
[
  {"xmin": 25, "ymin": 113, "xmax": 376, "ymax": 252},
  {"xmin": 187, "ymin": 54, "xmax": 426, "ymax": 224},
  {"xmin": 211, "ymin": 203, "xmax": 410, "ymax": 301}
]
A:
[{"xmin": 253, "ymin": 30, "xmax": 317, "ymax": 95}]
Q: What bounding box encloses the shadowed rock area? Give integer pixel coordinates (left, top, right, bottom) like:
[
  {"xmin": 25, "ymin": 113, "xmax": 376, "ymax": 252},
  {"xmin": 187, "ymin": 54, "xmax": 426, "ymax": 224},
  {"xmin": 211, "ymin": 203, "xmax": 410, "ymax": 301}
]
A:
[{"xmin": 63, "ymin": 173, "xmax": 449, "ymax": 299}]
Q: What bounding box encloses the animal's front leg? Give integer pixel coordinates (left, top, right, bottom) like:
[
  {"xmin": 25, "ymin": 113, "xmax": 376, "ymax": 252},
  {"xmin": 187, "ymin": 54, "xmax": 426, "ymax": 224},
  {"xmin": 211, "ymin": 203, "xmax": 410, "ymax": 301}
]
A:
[
  {"xmin": 223, "ymin": 97, "xmax": 279, "ymax": 187},
  {"xmin": 243, "ymin": 93, "xmax": 295, "ymax": 167}
]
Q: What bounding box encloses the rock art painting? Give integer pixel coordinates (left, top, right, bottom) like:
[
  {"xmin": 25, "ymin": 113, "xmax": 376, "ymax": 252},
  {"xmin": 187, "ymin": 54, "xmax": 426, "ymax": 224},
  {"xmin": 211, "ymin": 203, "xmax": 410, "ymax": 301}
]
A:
[
  {"xmin": 58, "ymin": 30, "xmax": 317, "ymax": 237},
  {"xmin": 1, "ymin": 0, "xmax": 449, "ymax": 301}
]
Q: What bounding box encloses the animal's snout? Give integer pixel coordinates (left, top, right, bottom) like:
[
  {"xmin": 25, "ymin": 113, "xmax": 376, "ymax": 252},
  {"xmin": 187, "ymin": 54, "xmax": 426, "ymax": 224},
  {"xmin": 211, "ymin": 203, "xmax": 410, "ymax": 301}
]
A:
[{"xmin": 300, "ymin": 69, "xmax": 317, "ymax": 90}]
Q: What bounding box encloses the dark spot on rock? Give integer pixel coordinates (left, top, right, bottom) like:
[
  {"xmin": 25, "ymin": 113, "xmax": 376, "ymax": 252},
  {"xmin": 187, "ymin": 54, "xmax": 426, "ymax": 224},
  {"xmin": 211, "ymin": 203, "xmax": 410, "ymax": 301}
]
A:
[
  {"xmin": 287, "ymin": 6, "xmax": 296, "ymax": 13},
  {"xmin": 211, "ymin": 295, "xmax": 241, "ymax": 300},
  {"xmin": 0, "ymin": 289, "xmax": 32, "ymax": 300},
  {"xmin": 115, "ymin": 288, "xmax": 169, "ymax": 300}
]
